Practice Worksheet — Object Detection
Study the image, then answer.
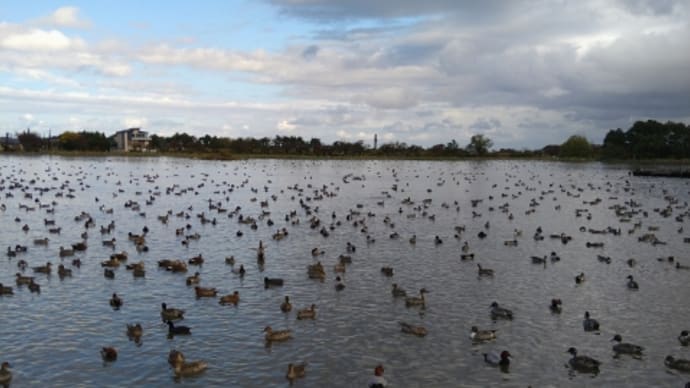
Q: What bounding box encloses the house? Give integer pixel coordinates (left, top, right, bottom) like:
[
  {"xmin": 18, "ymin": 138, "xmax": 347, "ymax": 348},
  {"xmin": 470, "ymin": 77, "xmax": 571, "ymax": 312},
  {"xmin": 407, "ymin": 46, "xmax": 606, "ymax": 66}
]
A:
[{"xmin": 112, "ymin": 128, "xmax": 150, "ymax": 152}]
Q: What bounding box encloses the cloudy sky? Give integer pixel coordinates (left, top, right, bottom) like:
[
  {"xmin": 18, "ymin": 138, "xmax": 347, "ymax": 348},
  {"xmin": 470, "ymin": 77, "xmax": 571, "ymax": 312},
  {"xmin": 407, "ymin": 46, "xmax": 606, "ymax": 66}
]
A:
[{"xmin": 1, "ymin": 1, "xmax": 688, "ymax": 149}]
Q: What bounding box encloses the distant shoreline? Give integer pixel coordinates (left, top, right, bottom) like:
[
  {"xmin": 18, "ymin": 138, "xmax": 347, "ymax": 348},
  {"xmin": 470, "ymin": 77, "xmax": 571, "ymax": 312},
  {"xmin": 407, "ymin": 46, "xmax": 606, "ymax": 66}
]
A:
[{"xmin": 3, "ymin": 150, "xmax": 690, "ymax": 165}]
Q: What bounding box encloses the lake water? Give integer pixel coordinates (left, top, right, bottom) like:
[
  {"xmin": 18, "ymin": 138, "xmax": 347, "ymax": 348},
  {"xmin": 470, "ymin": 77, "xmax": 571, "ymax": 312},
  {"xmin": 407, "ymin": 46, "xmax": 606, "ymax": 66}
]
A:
[{"xmin": 1, "ymin": 155, "xmax": 689, "ymax": 387}]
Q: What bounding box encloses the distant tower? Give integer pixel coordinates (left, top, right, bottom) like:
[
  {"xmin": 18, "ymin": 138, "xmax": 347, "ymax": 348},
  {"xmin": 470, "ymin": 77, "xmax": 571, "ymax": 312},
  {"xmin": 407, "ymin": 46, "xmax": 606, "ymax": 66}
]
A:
[{"xmin": 374, "ymin": 134, "xmax": 378, "ymax": 150}]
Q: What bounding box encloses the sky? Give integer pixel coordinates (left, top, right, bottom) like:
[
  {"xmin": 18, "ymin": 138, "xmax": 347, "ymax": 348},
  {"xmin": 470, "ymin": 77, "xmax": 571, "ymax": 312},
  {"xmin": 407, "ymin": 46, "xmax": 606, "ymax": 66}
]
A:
[{"xmin": 1, "ymin": 0, "xmax": 689, "ymax": 149}]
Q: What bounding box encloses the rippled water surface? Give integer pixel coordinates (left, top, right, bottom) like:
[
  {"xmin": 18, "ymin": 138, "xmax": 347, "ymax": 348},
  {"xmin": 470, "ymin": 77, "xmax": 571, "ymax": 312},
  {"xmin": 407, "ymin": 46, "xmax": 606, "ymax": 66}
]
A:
[{"xmin": 1, "ymin": 156, "xmax": 689, "ymax": 387}]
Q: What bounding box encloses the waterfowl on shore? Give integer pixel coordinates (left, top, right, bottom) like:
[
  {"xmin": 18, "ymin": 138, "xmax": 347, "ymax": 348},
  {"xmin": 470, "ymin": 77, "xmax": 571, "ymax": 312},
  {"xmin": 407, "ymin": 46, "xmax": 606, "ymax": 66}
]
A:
[
  {"xmin": 484, "ymin": 350, "xmax": 510, "ymax": 369},
  {"xmin": 583, "ymin": 311, "xmax": 600, "ymax": 332},
  {"xmin": 399, "ymin": 321, "xmax": 427, "ymax": 337},
  {"xmin": 626, "ymin": 275, "xmax": 639, "ymax": 290},
  {"xmin": 665, "ymin": 356, "xmax": 690, "ymax": 372},
  {"xmin": 194, "ymin": 286, "xmax": 217, "ymax": 298},
  {"xmin": 679, "ymin": 330, "xmax": 689, "ymax": 346},
  {"xmin": 470, "ymin": 326, "xmax": 496, "ymax": 342},
  {"xmin": 575, "ymin": 272, "xmax": 585, "ymax": 284},
  {"xmin": 110, "ymin": 293, "xmax": 123, "ymax": 309},
  {"xmin": 161, "ymin": 303, "xmax": 185, "ymax": 321},
  {"xmin": 490, "ymin": 302, "xmax": 513, "ymax": 320},
  {"xmin": 264, "ymin": 326, "xmax": 292, "ymax": 342},
  {"xmin": 611, "ymin": 334, "xmax": 643, "ymax": 356},
  {"xmin": 219, "ymin": 291, "xmax": 240, "ymax": 305},
  {"xmin": 549, "ymin": 299, "xmax": 562, "ymax": 314},
  {"xmin": 391, "ymin": 283, "xmax": 407, "ymax": 298},
  {"xmin": 567, "ymin": 347, "xmax": 600, "ymax": 373},
  {"xmin": 297, "ymin": 304, "xmax": 316, "ymax": 320},
  {"xmin": 101, "ymin": 347, "xmax": 117, "ymax": 362},
  {"xmin": 286, "ymin": 363, "xmax": 307, "ymax": 382},
  {"xmin": 0, "ymin": 362, "xmax": 11, "ymax": 385},
  {"xmin": 264, "ymin": 277, "xmax": 284, "ymax": 288},
  {"xmin": 186, "ymin": 272, "xmax": 201, "ymax": 286},
  {"xmin": 405, "ymin": 288, "xmax": 428, "ymax": 307},
  {"xmin": 280, "ymin": 296, "xmax": 292, "ymax": 312},
  {"xmin": 477, "ymin": 264, "xmax": 494, "ymax": 277},
  {"xmin": 167, "ymin": 320, "xmax": 191, "ymax": 335}
]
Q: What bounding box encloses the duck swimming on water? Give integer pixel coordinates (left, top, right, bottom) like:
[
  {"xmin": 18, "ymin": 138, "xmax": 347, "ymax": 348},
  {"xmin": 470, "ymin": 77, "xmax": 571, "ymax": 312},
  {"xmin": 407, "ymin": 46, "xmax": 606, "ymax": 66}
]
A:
[
  {"xmin": 567, "ymin": 347, "xmax": 600, "ymax": 373},
  {"xmin": 583, "ymin": 311, "xmax": 600, "ymax": 332},
  {"xmin": 490, "ymin": 302, "xmax": 513, "ymax": 320},
  {"xmin": 611, "ymin": 334, "xmax": 643, "ymax": 357}
]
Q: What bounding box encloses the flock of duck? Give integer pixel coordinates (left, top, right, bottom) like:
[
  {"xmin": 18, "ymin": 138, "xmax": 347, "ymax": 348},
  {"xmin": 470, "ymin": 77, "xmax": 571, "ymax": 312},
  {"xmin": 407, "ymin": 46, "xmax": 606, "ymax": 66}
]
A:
[{"xmin": 1, "ymin": 158, "xmax": 690, "ymax": 386}]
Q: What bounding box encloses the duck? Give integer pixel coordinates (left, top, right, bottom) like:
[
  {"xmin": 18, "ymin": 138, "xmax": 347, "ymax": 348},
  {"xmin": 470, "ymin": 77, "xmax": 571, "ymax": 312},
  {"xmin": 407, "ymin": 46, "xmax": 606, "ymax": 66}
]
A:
[
  {"xmin": 168, "ymin": 349, "xmax": 185, "ymax": 367},
  {"xmin": 399, "ymin": 322, "xmax": 427, "ymax": 337},
  {"xmin": 665, "ymin": 356, "xmax": 690, "ymax": 372},
  {"xmin": 549, "ymin": 299, "xmax": 562, "ymax": 314},
  {"xmin": 0, "ymin": 362, "xmax": 11, "ymax": 385},
  {"xmin": 484, "ymin": 350, "xmax": 511, "ymax": 368},
  {"xmin": 264, "ymin": 277, "xmax": 284, "ymax": 288},
  {"xmin": 104, "ymin": 268, "xmax": 115, "ymax": 279},
  {"xmin": 286, "ymin": 363, "xmax": 307, "ymax": 381},
  {"xmin": 391, "ymin": 283, "xmax": 407, "ymax": 298},
  {"xmin": 126, "ymin": 323, "xmax": 143, "ymax": 339},
  {"xmin": 186, "ymin": 272, "xmax": 201, "ymax": 286},
  {"xmin": 101, "ymin": 347, "xmax": 118, "ymax": 362},
  {"xmin": 575, "ymin": 272, "xmax": 585, "ymax": 284},
  {"xmin": 225, "ymin": 256, "xmax": 235, "ymax": 265},
  {"xmin": 583, "ymin": 311, "xmax": 600, "ymax": 332},
  {"xmin": 470, "ymin": 326, "xmax": 496, "ymax": 342},
  {"xmin": 219, "ymin": 291, "xmax": 240, "ymax": 305},
  {"xmin": 110, "ymin": 293, "xmax": 123, "ymax": 309},
  {"xmin": 477, "ymin": 264, "xmax": 494, "ymax": 277},
  {"xmin": 15, "ymin": 273, "xmax": 34, "ymax": 286},
  {"xmin": 611, "ymin": 334, "xmax": 643, "ymax": 356},
  {"xmin": 280, "ymin": 296, "xmax": 292, "ymax": 312},
  {"xmin": 679, "ymin": 330, "xmax": 689, "ymax": 346},
  {"xmin": 32, "ymin": 262, "xmax": 52, "ymax": 274},
  {"xmin": 264, "ymin": 326, "xmax": 292, "ymax": 342},
  {"xmin": 167, "ymin": 320, "xmax": 191, "ymax": 335},
  {"xmin": 59, "ymin": 246, "xmax": 74, "ymax": 257},
  {"xmin": 380, "ymin": 267, "xmax": 394, "ymax": 277},
  {"xmin": 626, "ymin": 275, "xmax": 639, "ymax": 290},
  {"xmin": 0, "ymin": 283, "xmax": 13, "ymax": 295},
  {"xmin": 173, "ymin": 359, "xmax": 208, "ymax": 377},
  {"xmin": 297, "ymin": 304, "xmax": 316, "ymax": 320},
  {"xmin": 567, "ymin": 347, "xmax": 600, "ymax": 373},
  {"xmin": 334, "ymin": 276, "xmax": 345, "ymax": 291},
  {"xmin": 409, "ymin": 235, "xmax": 416, "ymax": 244},
  {"xmin": 28, "ymin": 280, "xmax": 41, "ymax": 293},
  {"xmin": 460, "ymin": 253, "xmax": 475, "ymax": 261},
  {"xmin": 57, "ymin": 264, "xmax": 72, "ymax": 278},
  {"xmin": 161, "ymin": 303, "xmax": 185, "ymax": 321},
  {"xmin": 490, "ymin": 302, "xmax": 513, "ymax": 320},
  {"xmin": 194, "ymin": 286, "xmax": 217, "ymax": 298},
  {"xmin": 405, "ymin": 288, "xmax": 428, "ymax": 307}
]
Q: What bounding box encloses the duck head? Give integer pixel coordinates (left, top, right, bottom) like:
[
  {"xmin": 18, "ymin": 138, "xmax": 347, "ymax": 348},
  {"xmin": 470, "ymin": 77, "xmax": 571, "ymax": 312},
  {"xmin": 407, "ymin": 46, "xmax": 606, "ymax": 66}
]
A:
[
  {"xmin": 611, "ymin": 334, "xmax": 623, "ymax": 342},
  {"xmin": 567, "ymin": 347, "xmax": 578, "ymax": 356},
  {"xmin": 490, "ymin": 301, "xmax": 499, "ymax": 308}
]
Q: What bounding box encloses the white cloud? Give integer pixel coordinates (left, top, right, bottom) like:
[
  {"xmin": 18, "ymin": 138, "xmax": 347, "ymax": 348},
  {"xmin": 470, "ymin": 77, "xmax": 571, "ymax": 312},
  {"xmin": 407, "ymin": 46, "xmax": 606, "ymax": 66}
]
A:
[
  {"xmin": 0, "ymin": 28, "xmax": 85, "ymax": 51},
  {"xmin": 42, "ymin": 6, "xmax": 91, "ymax": 29},
  {"xmin": 123, "ymin": 117, "xmax": 148, "ymax": 128},
  {"xmin": 277, "ymin": 120, "xmax": 296, "ymax": 132}
]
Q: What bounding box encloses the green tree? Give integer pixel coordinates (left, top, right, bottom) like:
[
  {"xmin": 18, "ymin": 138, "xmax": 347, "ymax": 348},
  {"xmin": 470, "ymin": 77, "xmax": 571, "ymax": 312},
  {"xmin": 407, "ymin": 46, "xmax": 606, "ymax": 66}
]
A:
[
  {"xmin": 466, "ymin": 134, "xmax": 493, "ymax": 156},
  {"xmin": 560, "ymin": 135, "xmax": 592, "ymax": 158},
  {"xmin": 17, "ymin": 131, "xmax": 43, "ymax": 151}
]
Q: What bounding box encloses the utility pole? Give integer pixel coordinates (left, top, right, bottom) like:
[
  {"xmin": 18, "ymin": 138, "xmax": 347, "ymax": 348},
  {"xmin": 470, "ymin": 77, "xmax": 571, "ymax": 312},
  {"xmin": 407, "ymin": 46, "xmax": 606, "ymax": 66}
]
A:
[{"xmin": 374, "ymin": 133, "xmax": 378, "ymax": 150}]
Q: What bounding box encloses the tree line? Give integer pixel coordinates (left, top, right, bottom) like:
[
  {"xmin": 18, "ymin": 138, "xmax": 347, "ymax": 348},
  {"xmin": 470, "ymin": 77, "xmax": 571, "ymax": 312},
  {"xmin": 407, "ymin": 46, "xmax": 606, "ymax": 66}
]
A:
[{"xmin": 4, "ymin": 120, "xmax": 688, "ymax": 159}]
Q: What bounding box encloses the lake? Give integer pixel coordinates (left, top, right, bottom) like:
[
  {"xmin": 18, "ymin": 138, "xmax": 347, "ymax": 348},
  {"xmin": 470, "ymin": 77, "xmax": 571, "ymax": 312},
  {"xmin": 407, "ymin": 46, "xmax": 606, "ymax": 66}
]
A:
[{"xmin": 1, "ymin": 155, "xmax": 689, "ymax": 387}]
